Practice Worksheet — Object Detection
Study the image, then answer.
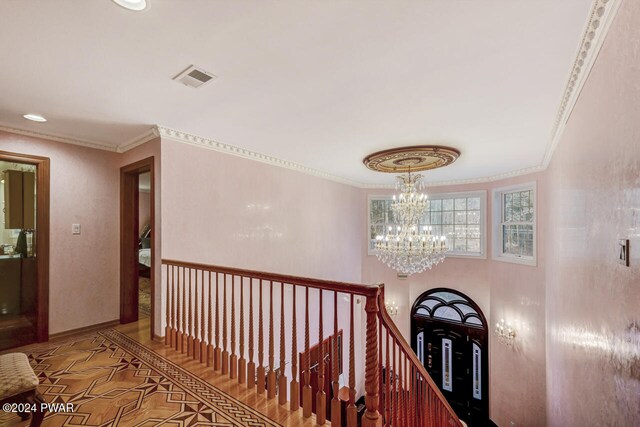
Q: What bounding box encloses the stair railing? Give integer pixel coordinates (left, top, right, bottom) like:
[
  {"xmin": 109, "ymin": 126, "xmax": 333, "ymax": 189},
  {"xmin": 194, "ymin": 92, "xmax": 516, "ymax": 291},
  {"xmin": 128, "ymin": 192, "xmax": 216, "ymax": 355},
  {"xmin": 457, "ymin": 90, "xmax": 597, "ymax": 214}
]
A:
[{"xmin": 162, "ymin": 259, "xmax": 462, "ymax": 426}]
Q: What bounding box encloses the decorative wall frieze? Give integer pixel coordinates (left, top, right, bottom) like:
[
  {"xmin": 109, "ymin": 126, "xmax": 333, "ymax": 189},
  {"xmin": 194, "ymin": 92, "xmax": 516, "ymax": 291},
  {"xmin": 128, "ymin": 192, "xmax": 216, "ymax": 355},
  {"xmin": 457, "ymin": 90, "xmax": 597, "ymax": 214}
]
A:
[
  {"xmin": 0, "ymin": 124, "xmax": 116, "ymax": 152},
  {"xmin": 543, "ymin": 0, "xmax": 622, "ymax": 168},
  {"xmin": 155, "ymin": 125, "xmax": 363, "ymax": 187},
  {"xmin": 116, "ymin": 127, "xmax": 160, "ymax": 153}
]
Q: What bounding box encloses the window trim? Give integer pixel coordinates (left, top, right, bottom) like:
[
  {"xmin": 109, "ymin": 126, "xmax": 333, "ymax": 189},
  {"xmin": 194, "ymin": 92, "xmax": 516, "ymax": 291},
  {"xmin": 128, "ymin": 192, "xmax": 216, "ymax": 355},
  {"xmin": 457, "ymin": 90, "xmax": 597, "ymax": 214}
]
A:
[
  {"xmin": 492, "ymin": 181, "xmax": 537, "ymax": 266},
  {"xmin": 367, "ymin": 190, "xmax": 487, "ymax": 259}
]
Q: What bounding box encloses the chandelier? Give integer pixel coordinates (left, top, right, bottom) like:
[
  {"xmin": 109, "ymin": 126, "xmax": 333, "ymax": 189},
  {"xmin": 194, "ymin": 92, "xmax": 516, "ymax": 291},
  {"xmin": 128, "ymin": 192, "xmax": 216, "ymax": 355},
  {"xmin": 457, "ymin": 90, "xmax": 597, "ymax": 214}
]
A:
[
  {"xmin": 374, "ymin": 172, "xmax": 448, "ymax": 275},
  {"xmin": 363, "ymin": 145, "xmax": 460, "ymax": 275}
]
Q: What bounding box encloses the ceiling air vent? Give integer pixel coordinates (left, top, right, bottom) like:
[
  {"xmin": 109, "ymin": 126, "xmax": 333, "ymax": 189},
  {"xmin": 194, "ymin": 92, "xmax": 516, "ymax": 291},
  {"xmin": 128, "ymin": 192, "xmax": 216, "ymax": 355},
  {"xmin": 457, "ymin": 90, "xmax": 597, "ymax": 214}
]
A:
[{"xmin": 173, "ymin": 65, "xmax": 217, "ymax": 89}]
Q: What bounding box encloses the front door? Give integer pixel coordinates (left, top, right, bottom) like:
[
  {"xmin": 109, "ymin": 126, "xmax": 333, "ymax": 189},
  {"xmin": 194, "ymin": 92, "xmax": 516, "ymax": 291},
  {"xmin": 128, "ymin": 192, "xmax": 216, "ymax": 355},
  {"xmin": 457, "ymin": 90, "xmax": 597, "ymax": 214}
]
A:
[{"xmin": 411, "ymin": 289, "xmax": 488, "ymax": 426}]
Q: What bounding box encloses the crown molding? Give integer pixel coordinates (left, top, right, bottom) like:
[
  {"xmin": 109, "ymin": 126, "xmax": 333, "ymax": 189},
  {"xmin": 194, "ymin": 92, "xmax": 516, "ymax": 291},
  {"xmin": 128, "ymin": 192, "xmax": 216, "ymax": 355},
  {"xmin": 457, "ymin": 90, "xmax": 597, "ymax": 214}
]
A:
[
  {"xmin": 542, "ymin": 0, "xmax": 622, "ymax": 168},
  {"xmin": 116, "ymin": 127, "xmax": 160, "ymax": 153},
  {"xmin": 155, "ymin": 125, "xmax": 364, "ymax": 187},
  {"xmin": 0, "ymin": 124, "xmax": 116, "ymax": 152}
]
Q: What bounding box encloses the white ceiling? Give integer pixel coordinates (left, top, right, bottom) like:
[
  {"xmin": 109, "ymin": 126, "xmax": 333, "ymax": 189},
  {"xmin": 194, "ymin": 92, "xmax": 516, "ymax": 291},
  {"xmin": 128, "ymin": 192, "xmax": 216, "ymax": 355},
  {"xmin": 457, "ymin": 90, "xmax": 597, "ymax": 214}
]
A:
[{"xmin": 0, "ymin": 0, "xmax": 593, "ymax": 185}]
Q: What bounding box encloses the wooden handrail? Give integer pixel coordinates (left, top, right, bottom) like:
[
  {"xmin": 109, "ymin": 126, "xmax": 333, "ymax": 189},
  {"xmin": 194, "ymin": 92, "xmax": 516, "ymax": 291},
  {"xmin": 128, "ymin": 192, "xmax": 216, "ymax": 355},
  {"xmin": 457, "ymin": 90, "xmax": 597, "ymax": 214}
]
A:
[
  {"xmin": 377, "ymin": 286, "xmax": 463, "ymax": 427},
  {"xmin": 163, "ymin": 259, "xmax": 379, "ymax": 296},
  {"xmin": 162, "ymin": 259, "xmax": 462, "ymax": 427}
]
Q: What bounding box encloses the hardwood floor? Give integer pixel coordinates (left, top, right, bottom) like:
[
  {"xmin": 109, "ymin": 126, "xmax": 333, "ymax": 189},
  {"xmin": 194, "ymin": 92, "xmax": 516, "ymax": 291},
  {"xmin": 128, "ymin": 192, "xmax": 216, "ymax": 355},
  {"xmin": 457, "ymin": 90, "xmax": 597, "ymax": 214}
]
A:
[
  {"xmin": 121, "ymin": 318, "xmax": 323, "ymax": 427},
  {"xmin": 1, "ymin": 319, "xmax": 324, "ymax": 427}
]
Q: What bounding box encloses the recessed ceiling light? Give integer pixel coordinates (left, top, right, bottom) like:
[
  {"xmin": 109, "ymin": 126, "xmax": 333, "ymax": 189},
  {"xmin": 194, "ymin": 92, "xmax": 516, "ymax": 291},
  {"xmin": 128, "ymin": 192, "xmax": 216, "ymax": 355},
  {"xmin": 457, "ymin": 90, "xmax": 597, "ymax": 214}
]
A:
[
  {"xmin": 112, "ymin": 0, "xmax": 148, "ymax": 11},
  {"xmin": 23, "ymin": 114, "xmax": 47, "ymax": 123}
]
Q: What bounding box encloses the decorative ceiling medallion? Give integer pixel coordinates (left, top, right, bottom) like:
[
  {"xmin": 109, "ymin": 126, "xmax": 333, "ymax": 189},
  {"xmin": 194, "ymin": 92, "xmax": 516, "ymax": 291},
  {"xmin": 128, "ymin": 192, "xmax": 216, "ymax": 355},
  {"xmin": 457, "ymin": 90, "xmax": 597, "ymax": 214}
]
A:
[{"xmin": 363, "ymin": 145, "xmax": 460, "ymax": 173}]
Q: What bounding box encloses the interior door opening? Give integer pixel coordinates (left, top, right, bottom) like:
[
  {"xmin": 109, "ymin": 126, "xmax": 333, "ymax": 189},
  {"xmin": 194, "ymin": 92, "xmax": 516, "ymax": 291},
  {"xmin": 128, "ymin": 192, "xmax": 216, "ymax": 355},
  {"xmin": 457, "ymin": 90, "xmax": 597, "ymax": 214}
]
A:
[
  {"xmin": 120, "ymin": 158, "xmax": 154, "ymax": 338},
  {"xmin": 0, "ymin": 151, "xmax": 49, "ymax": 350},
  {"xmin": 411, "ymin": 288, "xmax": 489, "ymax": 426}
]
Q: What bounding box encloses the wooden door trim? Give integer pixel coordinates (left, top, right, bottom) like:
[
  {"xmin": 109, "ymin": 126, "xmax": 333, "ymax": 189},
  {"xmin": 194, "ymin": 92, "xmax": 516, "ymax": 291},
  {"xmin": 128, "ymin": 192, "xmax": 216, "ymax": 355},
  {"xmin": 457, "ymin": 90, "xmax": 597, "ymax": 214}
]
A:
[
  {"xmin": 120, "ymin": 157, "xmax": 155, "ymax": 339},
  {"xmin": 0, "ymin": 150, "xmax": 50, "ymax": 342}
]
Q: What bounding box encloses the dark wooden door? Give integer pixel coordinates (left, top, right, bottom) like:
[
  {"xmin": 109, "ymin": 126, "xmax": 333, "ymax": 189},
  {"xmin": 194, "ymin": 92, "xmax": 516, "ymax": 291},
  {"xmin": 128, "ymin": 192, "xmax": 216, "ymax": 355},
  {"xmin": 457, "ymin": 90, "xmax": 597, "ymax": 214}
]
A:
[{"xmin": 411, "ymin": 288, "xmax": 489, "ymax": 426}]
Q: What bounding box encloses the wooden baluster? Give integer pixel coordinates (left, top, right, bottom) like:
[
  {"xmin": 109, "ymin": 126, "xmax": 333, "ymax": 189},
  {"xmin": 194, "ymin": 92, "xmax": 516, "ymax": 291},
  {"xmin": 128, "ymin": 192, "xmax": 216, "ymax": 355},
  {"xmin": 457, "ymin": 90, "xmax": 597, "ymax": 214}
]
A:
[
  {"xmin": 194, "ymin": 268, "xmax": 200, "ymax": 360},
  {"xmin": 238, "ymin": 276, "xmax": 246, "ymax": 384},
  {"xmin": 207, "ymin": 271, "xmax": 213, "ymax": 367},
  {"xmin": 378, "ymin": 318, "xmax": 383, "ymax": 421},
  {"xmin": 183, "ymin": 268, "xmax": 192, "ymax": 356},
  {"xmin": 347, "ymin": 294, "xmax": 357, "ymax": 427},
  {"xmin": 362, "ymin": 294, "xmax": 381, "ymax": 427},
  {"xmin": 267, "ymin": 281, "xmax": 276, "ymax": 399},
  {"xmin": 171, "ymin": 265, "xmax": 177, "ymax": 348},
  {"xmin": 391, "ymin": 338, "xmax": 399, "ymax": 425},
  {"xmin": 200, "ymin": 270, "xmax": 207, "ymax": 363},
  {"xmin": 331, "ymin": 291, "xmax": 340, "ymax": 426},
  {"xmin": 278, "ymin": 282, "xmax": 287, "ymax": 405},
  {"xmin": 187, "ymin": 268, "xmax": 194, "ymax": 357},
  {"xmin": 257, "ymin": 279, "xmax": 266, "ymax": 394},
  {"xmin": 214, "ymin": 272, "xmax": 221, "ymax": 371},
  {"xmin": 248, "ymin": 278, "xmax": 256, "ymax": 389},
  {"xmin": 403, "ymin": 353, "xmax": 408, "ymax": 427},
  {"xmin": 176, "ymin": 266, "xmax": 182, "ymax": 352},
  {"xmin": 302, "ymin": 286, "xmax": 312, "ymax": 418},
  {"xmin": 222, "ymin": 273, "xmax": 229, "ymax": 375},
  {"xmin": 182, "ymin": 268, "xmax": 188, "ymax": 354},
  {"xmin": 165, "ymin": 264, "xmax": 171, "ymax": 346},
  {"xmin": 230, "ymin": 275, "xmax": 237, "ymax": 379},
  {"xmin": 385, "ymin": 327, "xmax": 391, "ymax": 425},
  {"xmin": 290, "ymin": 284, "xmax": 299, "ymax": 411},
  {"xmin": 398, "ymin": 341, "xmax": 403, "ymax": 427},
  {"xmin": 316, "ymin": 289, "xmax": 326, "ymax": 425}
]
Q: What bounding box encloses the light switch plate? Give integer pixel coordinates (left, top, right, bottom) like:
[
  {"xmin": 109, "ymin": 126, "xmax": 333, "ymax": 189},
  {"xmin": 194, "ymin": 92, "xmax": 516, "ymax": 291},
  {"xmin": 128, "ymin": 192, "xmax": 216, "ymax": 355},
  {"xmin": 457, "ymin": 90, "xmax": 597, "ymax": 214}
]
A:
[
  {"xmin": 72, "ymin": 224, "xmax": 81, "ymax": 235},
  {"xmin": 619, "ymin": 239, "xmax": 629, "ymax": 266}
]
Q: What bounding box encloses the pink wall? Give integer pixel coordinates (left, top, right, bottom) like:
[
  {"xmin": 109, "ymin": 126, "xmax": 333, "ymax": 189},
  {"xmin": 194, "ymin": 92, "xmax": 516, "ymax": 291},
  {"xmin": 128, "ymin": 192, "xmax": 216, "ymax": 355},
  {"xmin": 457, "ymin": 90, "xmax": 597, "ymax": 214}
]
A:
[
  {"xmin": 545, "ymin": 0, "xmax": 640, "ymax": 424},
  {"xmin": 361, "ymin": 173, "xmax": 547, "ymax": 426},
  {"xmin": 0, "ymin": 131, "xmax": 121, "ymax": 334},
  {"xmin": 161, "ymin": 139, "xmax": 363, "ymax": 282}
]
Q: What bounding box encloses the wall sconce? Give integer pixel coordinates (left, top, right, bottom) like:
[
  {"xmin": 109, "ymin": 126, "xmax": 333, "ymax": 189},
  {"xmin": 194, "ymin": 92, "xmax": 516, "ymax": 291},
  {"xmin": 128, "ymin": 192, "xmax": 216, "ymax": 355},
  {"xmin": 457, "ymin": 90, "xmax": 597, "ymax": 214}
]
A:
[
  {"xmin": 385, "ymin": 301, "xmax": 399, "ymax": 316},
  {"xmin": 495, "ymin": 319, "xmax": 516, "ymax": 345}
]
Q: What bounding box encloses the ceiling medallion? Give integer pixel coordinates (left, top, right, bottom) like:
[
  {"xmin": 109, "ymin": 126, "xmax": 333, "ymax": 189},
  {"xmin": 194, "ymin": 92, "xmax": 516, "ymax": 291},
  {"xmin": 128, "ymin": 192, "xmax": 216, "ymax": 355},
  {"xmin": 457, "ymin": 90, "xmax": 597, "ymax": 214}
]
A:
[
  {"xmin": 364, "ymin": 145, "xmax": 460, "ymax": 275},
  {"xmin": 363, "ymin": 145, "xmax": 460, "ymax": 173}
]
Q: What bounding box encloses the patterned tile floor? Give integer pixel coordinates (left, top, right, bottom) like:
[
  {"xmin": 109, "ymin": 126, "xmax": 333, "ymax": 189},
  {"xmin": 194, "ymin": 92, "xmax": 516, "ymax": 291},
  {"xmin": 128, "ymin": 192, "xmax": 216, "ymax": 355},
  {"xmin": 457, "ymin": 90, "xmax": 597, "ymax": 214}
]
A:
[{"xmin": 0, "ymin": 327, "xmax": 283, "ymax": 426}]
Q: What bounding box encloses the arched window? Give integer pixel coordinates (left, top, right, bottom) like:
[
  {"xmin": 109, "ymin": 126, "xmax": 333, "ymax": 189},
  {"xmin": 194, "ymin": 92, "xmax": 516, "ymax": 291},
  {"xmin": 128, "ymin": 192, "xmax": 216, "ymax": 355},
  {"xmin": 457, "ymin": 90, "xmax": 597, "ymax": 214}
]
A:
[{"xmin": 412, "ymin": 289, "xmax": 485, "ymax": 328}]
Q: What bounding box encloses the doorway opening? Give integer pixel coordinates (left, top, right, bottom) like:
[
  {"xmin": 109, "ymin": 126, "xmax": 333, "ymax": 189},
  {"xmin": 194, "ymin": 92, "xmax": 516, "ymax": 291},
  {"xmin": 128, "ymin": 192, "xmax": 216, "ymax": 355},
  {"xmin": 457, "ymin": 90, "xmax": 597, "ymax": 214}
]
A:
[
  {"xmin": 120, "ymin": 158, "xmax": 154, "ymax": 338},
  {"xmin": 411, "ymin": 288, "xmax": 489, "ymax": 426},
  {"xmin": 0, "ymin": 150, "xmax": 49, "ymax": 350}
]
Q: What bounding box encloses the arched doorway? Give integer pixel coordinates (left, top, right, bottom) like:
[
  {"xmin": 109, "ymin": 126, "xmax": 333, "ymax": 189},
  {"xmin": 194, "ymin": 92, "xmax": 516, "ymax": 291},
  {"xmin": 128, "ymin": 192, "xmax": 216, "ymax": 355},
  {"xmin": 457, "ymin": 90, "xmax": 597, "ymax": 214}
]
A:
[{"xmin": 411, "ymin": 288, "xmax": 489, "ymax": 426}]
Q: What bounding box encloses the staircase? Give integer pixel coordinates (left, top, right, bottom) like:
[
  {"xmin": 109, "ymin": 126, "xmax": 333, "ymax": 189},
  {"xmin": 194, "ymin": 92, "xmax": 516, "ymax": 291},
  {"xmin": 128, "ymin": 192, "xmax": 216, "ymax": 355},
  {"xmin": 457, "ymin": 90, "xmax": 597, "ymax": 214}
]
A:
[{"xmin": 162, "ymin": 259, "xmax": 462, "ymax": 426}]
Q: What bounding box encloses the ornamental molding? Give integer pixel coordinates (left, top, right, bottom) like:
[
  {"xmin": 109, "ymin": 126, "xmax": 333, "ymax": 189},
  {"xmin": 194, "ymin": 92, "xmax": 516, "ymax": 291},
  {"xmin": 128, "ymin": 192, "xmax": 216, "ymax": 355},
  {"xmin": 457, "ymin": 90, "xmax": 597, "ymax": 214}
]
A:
[
  {"xmin": 542, "ymin": 0, "xmax": 622, "ymax": 168},
  {"xmin": 0, "ymin": 124, "xmax": 116, "ymax": 152},
  {"xmin": 116, "ymin": 127, "xmax": 160, "ymax": 153},
  {"xmin": 0, "ymin": 0, "xmax": 621, "ymax": 188},
  {"xmin": 155, "ymin": 125, "xmax": 363, "ymax": 187}
]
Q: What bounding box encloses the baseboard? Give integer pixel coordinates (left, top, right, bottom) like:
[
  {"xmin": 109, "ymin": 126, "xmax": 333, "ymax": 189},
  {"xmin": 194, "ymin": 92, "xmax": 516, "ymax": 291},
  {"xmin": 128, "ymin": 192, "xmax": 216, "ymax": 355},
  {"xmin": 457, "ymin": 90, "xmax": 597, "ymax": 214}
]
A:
[{"xmin": 49, "ymin": 319, "xmax": 120, "ymax": 341}]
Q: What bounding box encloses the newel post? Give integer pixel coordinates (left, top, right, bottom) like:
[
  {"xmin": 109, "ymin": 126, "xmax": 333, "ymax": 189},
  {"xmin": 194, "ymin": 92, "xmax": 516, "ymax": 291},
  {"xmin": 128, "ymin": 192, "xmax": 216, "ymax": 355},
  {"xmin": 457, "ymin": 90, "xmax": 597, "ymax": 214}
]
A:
[{"xmin": 362, "ymin": 289, "xmax": 382, "ymax": 427}]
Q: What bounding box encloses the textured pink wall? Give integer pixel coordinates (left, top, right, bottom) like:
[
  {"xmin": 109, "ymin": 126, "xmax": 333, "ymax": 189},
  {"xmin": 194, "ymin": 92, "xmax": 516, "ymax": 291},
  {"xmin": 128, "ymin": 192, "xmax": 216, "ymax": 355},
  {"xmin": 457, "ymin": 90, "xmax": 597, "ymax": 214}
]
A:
[
  {"xmin": 161, "ymin": 139, "xmax": 363, "ymax": 282},
  {"xmin": 0, "ymin": 131, "xmax": 121, "ymax": 334},
  {"xmin": 545, "ymin": 0, "xmax": 640, "ymax": 424},
  {"xmin": 361, "ymin": 173, "xmax": 547, "ymax": 426}
]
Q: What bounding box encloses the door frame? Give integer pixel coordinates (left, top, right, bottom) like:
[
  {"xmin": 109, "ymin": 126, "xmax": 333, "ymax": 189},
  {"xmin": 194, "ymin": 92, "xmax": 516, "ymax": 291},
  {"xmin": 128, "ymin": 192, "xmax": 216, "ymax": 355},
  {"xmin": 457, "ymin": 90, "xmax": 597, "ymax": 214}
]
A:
[
  {"xmin": 410, "ymin": 288, "xmax": 489, "ymax": 424},
  {"xmin": 0, "ymin": 150, "xmax": 50, "ymax": 342},
  {"xmin": 120, "ymin": 157, "xmax": 155, "ymax": 337}
]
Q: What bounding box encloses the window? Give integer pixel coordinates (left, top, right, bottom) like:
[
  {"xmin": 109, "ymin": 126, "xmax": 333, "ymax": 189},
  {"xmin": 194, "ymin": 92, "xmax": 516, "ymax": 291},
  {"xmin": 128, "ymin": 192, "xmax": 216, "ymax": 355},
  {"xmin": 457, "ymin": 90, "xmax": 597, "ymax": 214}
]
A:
[
  {"xmin": 368, "ymin": 191, "xmax": 486, "ymax": 258},
  {"xmin": 493, "ymin": 182, "xmax": 536, "ymax": 265}
]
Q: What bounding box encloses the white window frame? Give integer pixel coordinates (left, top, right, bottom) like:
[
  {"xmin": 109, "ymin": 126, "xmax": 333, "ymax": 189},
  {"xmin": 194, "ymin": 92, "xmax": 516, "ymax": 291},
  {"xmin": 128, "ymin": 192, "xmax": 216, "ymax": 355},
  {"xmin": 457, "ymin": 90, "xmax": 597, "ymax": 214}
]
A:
[
  {"xmin": 367, "ymin": 190, "xmax": 487, "ymax": 259},
  {"xmin": 492, "ymin": 181, "xmax": 537, "ymax": 266}
]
